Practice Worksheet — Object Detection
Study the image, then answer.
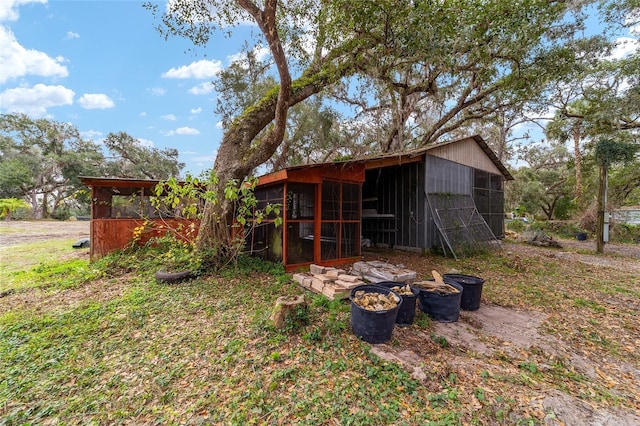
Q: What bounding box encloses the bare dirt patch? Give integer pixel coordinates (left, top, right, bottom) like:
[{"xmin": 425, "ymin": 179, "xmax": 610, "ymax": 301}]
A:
[
  {"xmin": 0, "ymin": 276, "xmax": 132, "ymax": 314},
  {"xmin": 514, "ymin": 235, "xmax": 640, "ymax": 272},
  {"xmin": 363, "ymin": 240, "xmax": 640, "ymax": 425},
  {"xmin": 0, "ymin": 220, "xmax": 89, "ymax": 248},
  {"xmin": 374, "ymin": 301, "xmax": 640, "ymax": 425}
]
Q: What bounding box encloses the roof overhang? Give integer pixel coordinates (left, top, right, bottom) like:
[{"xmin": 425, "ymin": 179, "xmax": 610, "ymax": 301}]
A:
[{"xmin": 257, "ymin": 135, "xmax": 514, "ymax": 181}]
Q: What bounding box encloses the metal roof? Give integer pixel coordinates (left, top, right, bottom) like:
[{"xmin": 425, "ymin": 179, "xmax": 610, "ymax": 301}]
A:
[
  {"xmin": 260, "ymin": 134, "xmax": 514, "ymax": 181},
  {"xmin": 79, "ymin": 134, "xmax": 514, "ymax": 189}
]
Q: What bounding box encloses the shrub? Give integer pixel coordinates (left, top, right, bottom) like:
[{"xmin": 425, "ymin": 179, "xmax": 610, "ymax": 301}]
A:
[
  {"xmin": 610, "ymin": 223, "xmax": 640, "ymax": 244},
  {"xmin": 506, "ymin": 219, "xmax": 527, "ymax": 233}
]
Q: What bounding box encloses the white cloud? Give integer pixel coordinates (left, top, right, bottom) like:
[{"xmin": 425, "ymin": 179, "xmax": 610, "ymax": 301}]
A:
[
  {"xmin": 618, "ymin": 78, "xmax": 632, "ymax": 93},
  {"xmin": 188, "ymin": 82, "xmax": 214, "ymax": 95},
  {"xmin": 78, "ymin": 93, "xmax": 114, "ymax": 109},
  {"xmin": 139, "ymin": 111, "xmax": 147, "ymax": 117},
  {"xmin": 137, "ymin": 138, "xmax": 154, "ymax": 148},
  {"xmin": 254, "ymin": 46, "xmax": 270, "ymax": 62},
  {"xmin": 162, "ymin": 59, "xmax": 222, "ymax": 79},
  {"xmin": 190, "ymin": 148, "xmax": 218, "ymax": 165},
  {"xmin": 166, "ymin": 126, "xmax": 200, "ymax": 136},
  {"xmin": 0, "ymin": 83, "xmax": 74, "ymax": 116},
  {"xmin": 175, "ymin": 126, "xmax": 200, "ymax": 135},
  {"xmin": 227, "ymin": 46, "xmax": 271, "ymax": 66},
  {"xmin": 149, "ymin": 87, "xmax": 166, "ymax": 96},
  {"xmin": 161, "ymin": 114, "xmax": 177, "ymax": 121},
  {"xmin": 215, "ymin": 121, "xmax": 223, "ymax": 129},
  {"xmin": 191, "ymin": 107, "xmax": 202, "ymax": 114},
  {"xmin": 65, "ymin": 31, "xmax": 79, "ymax": 40},
  {"xmin": 81, "ymin": 129, "xmax": 103, "ymax": 141},
  {"xmin": 0, "ymin": 26, "xmax": 69, "ymax": 84},
  {"xmin": 0, "ymin": 0, "xmax": 46, "ymax": 22},
  {"xmin": 609, "ymin": 37, "xmax": 639, "ymax": 60}
]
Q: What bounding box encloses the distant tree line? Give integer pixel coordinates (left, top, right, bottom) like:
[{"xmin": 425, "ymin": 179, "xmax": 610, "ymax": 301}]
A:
[{"xmin": 0, "ymin": 113, "xmax": 184, "ymax": 220}]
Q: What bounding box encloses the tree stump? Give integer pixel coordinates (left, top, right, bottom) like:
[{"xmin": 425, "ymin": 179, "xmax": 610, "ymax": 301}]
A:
[{"xmin": 269, "ymin": 295, "xmax": 306, "ymax": 329}]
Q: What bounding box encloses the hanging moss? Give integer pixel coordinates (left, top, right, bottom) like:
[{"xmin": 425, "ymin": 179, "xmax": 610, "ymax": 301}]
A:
[{"xmin": 594, "ymin": 138, "xmax": 638, "ymax": 168}]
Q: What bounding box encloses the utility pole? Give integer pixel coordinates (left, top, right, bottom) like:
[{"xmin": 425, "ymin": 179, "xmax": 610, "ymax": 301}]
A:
[{"xmin": 596, "ymin": 163, "xmax": 606, "ymax": 253}]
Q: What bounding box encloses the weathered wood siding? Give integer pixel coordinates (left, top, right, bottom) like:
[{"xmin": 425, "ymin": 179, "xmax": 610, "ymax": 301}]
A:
[
  {"xmin": 90, "ymin": 218, "xmax": 198, "ymax": 259},
  {"xmin": 426, "ymin": 138, "xmax": 502, "ymax": 176}
]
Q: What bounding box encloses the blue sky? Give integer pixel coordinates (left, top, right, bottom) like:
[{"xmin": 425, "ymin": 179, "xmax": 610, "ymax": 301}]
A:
[
  {"xmin": 0, "ymin": 0, "xmax": 267, "ymax": 176},
  {"xmin": 1, "ymin": 1, "xmax": 638, "ymax": 176}
]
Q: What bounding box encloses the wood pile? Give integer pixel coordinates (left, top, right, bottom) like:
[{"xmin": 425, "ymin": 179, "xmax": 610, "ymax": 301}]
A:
[
  {"xmin": 528, "ymin": 232, "xmax": 562, "ymax": 248},
  {"xmin": 350, "ymin": 260, "xmax": 417, "ymax": 284},
  {"xmin": 293, "ymin": 264, "xmax": 367, "ymax": 300},
  {"xmin": 412, "ymin": 281, "xmax": 460, "ymax": 295}
]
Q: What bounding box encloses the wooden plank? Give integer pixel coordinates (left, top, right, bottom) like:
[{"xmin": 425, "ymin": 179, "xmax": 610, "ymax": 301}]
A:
[
  {"xmin": 257, "ymin": 169, "xmax": 288, "ymax": 186},
  {"xmin": 90, "ymin": 218, "xmax": 198, "ymax": 259}
]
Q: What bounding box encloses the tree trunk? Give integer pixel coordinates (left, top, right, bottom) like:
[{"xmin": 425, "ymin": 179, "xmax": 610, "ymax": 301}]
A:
[
  {"xmin": 194, "ymin": 62, "xmax": 359, "ymax": 255},
  {"xmin": 596, "ymin": 164, "xmax": 606, "ymax": 254},
  {"xmin": 497, "ymin": 125, "xmax": 506, "ymax": 163},
  {"xmin": 30, "ymin": 190, "xmax": 40, "ymax": 220},
  {"xmin": 195, "ymin": 159, "xmax": 245, "ymax": 255},
  {"xmin": 572, "ymin": 122, "xmax": 583, "ymax": 201}
]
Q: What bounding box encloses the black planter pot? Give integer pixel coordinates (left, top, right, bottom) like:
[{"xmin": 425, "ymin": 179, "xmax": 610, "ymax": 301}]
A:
[
  {"xmin": 413, "ymin": 279, "xmax": 463, "ymax": 322},
  {"xmin": 375, "ymin": 281, "xmax": 419, "ymax": 326},
  {"xmin": 442, "ymin": 274, "xmax": 485, "ymax": 311},
  {"xmin": 350, "ymin": 285, "xmax": 402, "ymax": 344}
]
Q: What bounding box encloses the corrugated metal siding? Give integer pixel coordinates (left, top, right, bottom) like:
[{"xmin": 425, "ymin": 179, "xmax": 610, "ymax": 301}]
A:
[
  {"xmin": 364, "ymin": 154, "xmax": 504, "ymax": 251},
  {"xmin": 425, "ymin": 155, "xmax": 473, "ymax": 194},
  {"xmin": 424, "ymin": 156, "xmax": 473, "ymax": 248},
  {"xmin": 426, "ymin": 138, "xmax": 502, "ymax": 175}
]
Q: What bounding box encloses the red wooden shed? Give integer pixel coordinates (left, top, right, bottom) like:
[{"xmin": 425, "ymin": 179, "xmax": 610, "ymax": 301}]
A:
[
  {"xmin": 247, "ymin": 161, "xmax": 366, "ymax": 270},
  {"xmin": 79, "ymin": 177, "xmax": 198, "ymax": 260},
  {"xmin": 80, "ymin": 161, "xmax": 366, "ymax": 270}
]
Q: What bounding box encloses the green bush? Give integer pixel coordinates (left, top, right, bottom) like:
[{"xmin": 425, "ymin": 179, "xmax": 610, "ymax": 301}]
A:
[
  {"xmin": 506, "ymin": 219, "xmax": 527, "ymax": 233},
  {"xmin": 50, "ymin": 209, "xmax": 71, "ymax": 221},
  {"xmin": 611, "ymin": 223, "xmax": 640, "ymax": 244},
  {"xmin": 532, "ymin": 220, "xmax": 585, "ymax": 238},
  {"xmin": 553, "ymin": 197, "xmax": 577, "ymax": 220},
  {"xmin": 9, "ymin": 206, "xmax": 31, "ymax": 220}
]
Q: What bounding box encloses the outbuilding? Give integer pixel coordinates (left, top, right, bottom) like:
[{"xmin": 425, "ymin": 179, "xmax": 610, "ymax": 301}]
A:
[
  {"xmin": 248, "ymin": 134, "xmax": 513, "ymax": 268},
  {"xmin": 81, "ymin": 134, "xmax": 513, "ymax": 269}
]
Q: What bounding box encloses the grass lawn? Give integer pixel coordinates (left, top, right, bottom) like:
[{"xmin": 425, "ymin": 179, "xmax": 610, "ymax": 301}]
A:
[
  {"xmin": 1, "ymin": 232, "xmax": 639, "ymax": 425},
  {"xmin": 0, "ymin": 239, "xmax": 84, "ymax": 283}
]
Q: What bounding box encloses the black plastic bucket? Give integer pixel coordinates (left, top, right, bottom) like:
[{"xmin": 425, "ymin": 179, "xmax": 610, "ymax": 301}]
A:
[
  {"xmin": 413, "ymin": 279, "xmax": 462, "ymax": 322},
  {"xmin": 350, "ymin": 285, "xmax": 402, "ymax": 344},
  {"xmin": 375, "ymin": 281, "xmax": 419, "ymax": 326},
  {"xmin": 443, "ymin": 274, "xmax": 485, "ymax": 311}
]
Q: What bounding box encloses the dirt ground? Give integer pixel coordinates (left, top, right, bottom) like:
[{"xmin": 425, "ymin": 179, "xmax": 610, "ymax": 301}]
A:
[
  {"xmin": 0, "ymin": 220, "xmax": 90, "ymax": 248},
  {"xmin": 365, "ymin": 238, "xmax": 640, "ymax": 425},
  {"xmin": 2, "ymin": 221, "xmax": 640, "ymax": 424}
]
